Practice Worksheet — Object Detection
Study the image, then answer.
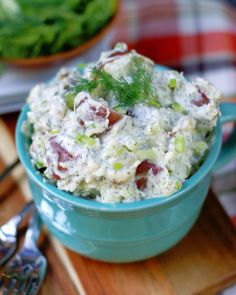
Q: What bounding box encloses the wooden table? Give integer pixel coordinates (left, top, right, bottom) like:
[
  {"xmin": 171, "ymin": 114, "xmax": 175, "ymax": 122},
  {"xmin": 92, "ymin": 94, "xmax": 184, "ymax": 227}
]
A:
[{"xmin": 0, "ymin": 113, "xmax": 236, "ymax": 295}]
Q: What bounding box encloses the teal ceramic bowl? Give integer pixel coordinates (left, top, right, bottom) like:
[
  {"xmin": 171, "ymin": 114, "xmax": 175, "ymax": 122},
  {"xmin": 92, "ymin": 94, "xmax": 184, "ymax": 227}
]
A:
[{"xmin": 16, "ymin": 85, "xmax": 236, "ymax": 263}]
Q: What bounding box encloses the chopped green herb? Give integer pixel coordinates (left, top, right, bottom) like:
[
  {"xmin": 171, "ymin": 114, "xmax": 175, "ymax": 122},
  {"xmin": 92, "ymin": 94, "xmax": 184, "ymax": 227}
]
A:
[
  {"xmin": 70, "ymin": 57, "xmax": 159, "ymax": 109},
  {"xmin": 65, "ymin": 93, "xmax": 76, "ymax": 110},
  {"xmin": 50, "ymin": 129, "xmax": 60, "ymax": 135},
  {"xmin": 147, "ymin": 97, "xmax": 161, "ymax": 108},
  {"xmin": 175, "ymin": 181, "xmax": 182, "ymax": 190},
  {"xmin": 193, "ymin": 141, "xmax": 208, "ymax": 155},
  {"xmin": 169, "ymin": 78, "xmax": 176, "ymax": 89},
  {"xmin": 174, "ymin": 135, "xmax": 186, "ymax": 153},
  {"xmin": 35, "ymin": 160, "xmax": 45, "ymax": 169},
  {"xmin": 113, "ymin": 162, "xmax": 123, "ymax": 171},
  {"xmin": 116, "ymin": 145, "xmax": 134, "ymax": 156},
  {"xmin": 116, "ymin": 147, "xmax": 125, "ymax": 156},
  {"xmin": 171, "ymin": 102, "xmax": 184, "ymax": 113},
  {"xmin": 73, "ymin": 78, "xmax": 98, "ymax": 95},
  {"xmin": 137, "ymin": 149, "xmax": 157, "ymax": 161},
  {"xmin": 75, "ymin": 133, "xmax": 96, "ymax": 146}
]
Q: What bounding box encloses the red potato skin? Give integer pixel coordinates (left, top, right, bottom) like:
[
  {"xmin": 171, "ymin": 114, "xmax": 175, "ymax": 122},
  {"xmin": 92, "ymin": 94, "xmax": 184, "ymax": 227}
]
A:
[
  {"xmin": 192, "ymin": 88, "xmax": 210, "ymax": 106},
  {"xmin": 108, "ymin": 111, "xmax": 123, "ymax": 126},
  {"xmin": 50, "ymin": 101, "xmax": 122, "ymax": 179},
  {"xmin": 135, "ymin": 160, "xmax": 163, "ymax": 190},
  {"xmin": 136, "ymin": 177, "xmax": 147, "ymax": 190},
  {"xmin": 136, "ymin": 160, "xmax": 163, "ymax": 176},
  {"xmin": 52, "ymin": 172, "xmax": 61, "ymax": 180},
  {"xmin": 50, "ymin": 138, "xmax": 75, "ymax": 175}
]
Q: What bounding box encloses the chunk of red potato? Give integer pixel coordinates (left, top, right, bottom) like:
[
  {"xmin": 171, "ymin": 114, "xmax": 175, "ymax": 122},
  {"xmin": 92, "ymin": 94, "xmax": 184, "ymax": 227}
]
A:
[
  {"xmin": 108, "ymin": 111, "xmax": 123, "ymax": 126},
  {"xmin": 192, "ymin": 88, "xmax": 209, "ymax": 107},
  {"xmin": 52, "ymin": 172, "xmax": 61, "ymax": 180},
  {"xmin": 90, "ymin": 105, "xmax": 108, "ymax": 118},
  {"xmin": 50, "ymin": 137, "xmax": 75, "ymax": 172},
  {"xmin": 75, "ymin": 93, "xmax": 109, "ymax": 121},
  {"xmin": 50, "ymin": 138, "xmax": 74, "ymax": 162},
  {"xmin": 136, "ymin": 160, "xmax": 163, "ymax": 176},
  {"xmin": 135, "ymin": 160, "xmax": 163, "ymax": 191},
  {"xmin": 136, "ymin": 177, "xmax": 147, "ymax": 190},
  {"xmin": 76, "ymin": 93, "xmax": 122, "ymax": 127}
]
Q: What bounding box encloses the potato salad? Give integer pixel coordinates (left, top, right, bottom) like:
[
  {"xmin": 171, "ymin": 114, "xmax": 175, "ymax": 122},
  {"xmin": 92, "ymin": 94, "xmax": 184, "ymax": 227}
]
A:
[{"xmin": 26, "ymin": 43, "xmax": 222, "ymax": 203}]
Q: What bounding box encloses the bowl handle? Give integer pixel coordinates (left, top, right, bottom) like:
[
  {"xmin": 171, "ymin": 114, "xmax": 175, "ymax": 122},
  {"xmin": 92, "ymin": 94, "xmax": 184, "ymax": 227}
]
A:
[{"xmin": 213, "ymin": 102, "xmax": 236, "ymax": 170}]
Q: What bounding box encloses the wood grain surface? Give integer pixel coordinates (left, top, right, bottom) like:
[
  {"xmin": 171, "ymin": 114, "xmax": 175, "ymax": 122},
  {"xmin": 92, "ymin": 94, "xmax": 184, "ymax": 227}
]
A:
[{"xmin": 0, "ymin": 113, "xmax": 236, "ymax": 295}]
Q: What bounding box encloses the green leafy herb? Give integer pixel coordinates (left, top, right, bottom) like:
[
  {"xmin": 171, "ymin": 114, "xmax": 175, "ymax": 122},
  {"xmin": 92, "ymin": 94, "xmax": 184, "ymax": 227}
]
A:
[
  {"xmin": 73, "ymin": 78, "xmax": 98, "ymax": 95},
  {"xmin": 0, "ymin": 0, "xmax": 116, "ymax": 58},
  {"xmin": 70, "ymin": 57, "xmax": 160, "ymax": 109},
  {"xmin": 0, "ymin": 63, "xmax": 6, "ymax": 76}
]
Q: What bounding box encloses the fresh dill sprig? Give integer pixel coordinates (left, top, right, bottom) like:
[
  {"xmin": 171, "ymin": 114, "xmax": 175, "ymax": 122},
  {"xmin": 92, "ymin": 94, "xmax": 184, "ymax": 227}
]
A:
[
  {"xmin": 67, "ymin": 57, "xmax": 160, "ymax": 109},
  {"xmin": 72, "ymin": 78, "xmax": 98, "ymax": 94}
]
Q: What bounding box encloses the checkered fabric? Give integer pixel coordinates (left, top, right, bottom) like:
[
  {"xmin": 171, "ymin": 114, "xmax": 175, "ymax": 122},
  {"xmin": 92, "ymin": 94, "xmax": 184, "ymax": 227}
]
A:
[{"xmin": 113, "ymin": 0, "xmax": 236, "ymax": 227}]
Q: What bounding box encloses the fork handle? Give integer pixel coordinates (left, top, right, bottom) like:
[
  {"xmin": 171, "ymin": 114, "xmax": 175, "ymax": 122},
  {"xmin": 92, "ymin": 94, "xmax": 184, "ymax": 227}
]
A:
[
  {"xmin": 17, "ymin": 201, "xmax": 34, "ymax": 223},
  {"xmin": 23, "ymin": 209, "xmax": 42, "ymax": 250}
]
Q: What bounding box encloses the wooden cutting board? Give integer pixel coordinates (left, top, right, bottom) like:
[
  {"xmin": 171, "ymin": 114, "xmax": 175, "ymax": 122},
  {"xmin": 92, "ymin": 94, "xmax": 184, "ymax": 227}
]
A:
[{"xmin": 0, "ymin": 113, "xmax": 236, "ymax": 295}]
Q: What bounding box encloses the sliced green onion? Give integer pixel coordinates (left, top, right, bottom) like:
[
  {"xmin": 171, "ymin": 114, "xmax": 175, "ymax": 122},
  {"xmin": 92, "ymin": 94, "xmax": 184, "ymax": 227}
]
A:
[
  {"xmin": 174, "ymin": 135, "xmax": 186, "ymax": 153},
  {"xmin": 171, "ymin": 102, "xmax": 184, "ymax": 113},
  {"xmin": 113, "ymin": 162, "xmax": 123, "ymax": 171},
  {"xmin": 137, "ymin": 149, "xmax": 157, "ymax": 161},
  {"xmin": 50, "ymin": 129, "xmax": 60, "ymax": 135},
  {"xmin": 35, "ymin": 160, "xmax": 44, "ymax": 169},
  {"xmin": 65, "ymin": 93, "xmax": 76, "ymax": 110},
  {"xmin": 116, "ymin": 147, "xmax": 125, "ymax": 156},
  {"xmin": 76, "ymin": 133, "xmax": 96, "ymax": 146},
  {"xmin": 169, "ymin": 78, "xmax": 176, "ymax": 89},
  {"xmin": 193, "ymin": 141, "xmax": 208, "ymax": 154},
  {"xmin": 175, "ymin": 181, "xmax": 182, "ymax": 190}
]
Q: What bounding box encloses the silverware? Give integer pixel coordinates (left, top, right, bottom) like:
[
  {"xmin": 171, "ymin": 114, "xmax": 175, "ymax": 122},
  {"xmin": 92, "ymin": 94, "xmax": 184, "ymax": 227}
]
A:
[
  {"xmin": 0, "ymin": 159, "xmax": 20, "ymax": 182},
  {"xmin": 0, "ymin": 201, "xmax": 34, "ymax": 266},
  {"xmin": 0, "ymin": 209, "xmax": 47, "ymax": 294}
]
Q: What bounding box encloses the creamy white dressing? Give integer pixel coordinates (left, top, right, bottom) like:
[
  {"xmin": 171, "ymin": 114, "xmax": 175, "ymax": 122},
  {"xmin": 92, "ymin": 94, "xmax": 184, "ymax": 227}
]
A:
[{"xmin": 26, "ymin": 43, "xmax": 222, "ymax": 203}]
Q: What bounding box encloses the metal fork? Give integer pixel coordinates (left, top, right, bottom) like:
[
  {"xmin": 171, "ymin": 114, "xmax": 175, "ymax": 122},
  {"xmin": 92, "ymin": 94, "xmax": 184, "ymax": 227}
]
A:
[
  {"xmin": 0, "ymin": 201, "xmax": 34, "ymax": 266},
  {"xmin": 0, "ymin": 209, "xmax": 47, "ymax": 295}
]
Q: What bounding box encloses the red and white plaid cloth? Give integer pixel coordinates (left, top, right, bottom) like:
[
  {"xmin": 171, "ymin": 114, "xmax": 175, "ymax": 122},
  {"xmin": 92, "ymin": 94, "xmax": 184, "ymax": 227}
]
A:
[{"xmin": 113, "ymin": 0, "xmax": 236, "ymax": 228}]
